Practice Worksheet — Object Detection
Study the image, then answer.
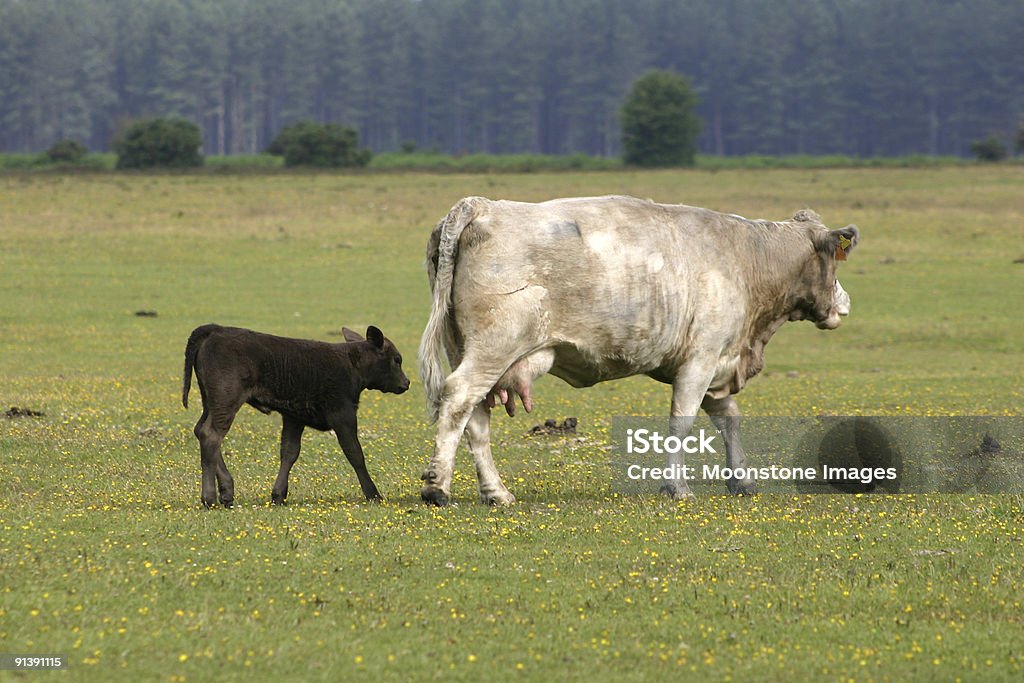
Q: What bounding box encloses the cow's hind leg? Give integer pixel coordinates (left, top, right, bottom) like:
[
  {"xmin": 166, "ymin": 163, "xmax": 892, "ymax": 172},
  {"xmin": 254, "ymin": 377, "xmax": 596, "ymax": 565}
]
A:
[
  {"xmin": 470, "ymin": 349, "xmax": 554, "ymax": 504},
  {"xmin": 271, "ymin": 416, "xmax": 304, "ymax": 504},
  {"xmin": 702, "ymin": 395, "xmax": 756, "ymax": 495},
  {"xmin": 465, "ymin": 403, "xmax": 515, "ymax": 505},
  {"xmin": 422, "ymin": 360, "xmax": 506, "ymax": 506}
]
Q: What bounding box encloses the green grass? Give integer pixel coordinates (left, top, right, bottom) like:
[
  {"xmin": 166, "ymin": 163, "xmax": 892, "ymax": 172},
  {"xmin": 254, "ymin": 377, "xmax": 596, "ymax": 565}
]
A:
[{"xmin": 1, "ymin": 168, "xmax": 1023, "ymax": 681}]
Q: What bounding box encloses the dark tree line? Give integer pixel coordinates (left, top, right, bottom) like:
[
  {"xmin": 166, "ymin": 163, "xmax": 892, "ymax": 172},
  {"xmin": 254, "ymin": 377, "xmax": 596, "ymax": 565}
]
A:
[{"xmin": 1, "ymin": 0, "xmax": 1021, "ymax": 157}]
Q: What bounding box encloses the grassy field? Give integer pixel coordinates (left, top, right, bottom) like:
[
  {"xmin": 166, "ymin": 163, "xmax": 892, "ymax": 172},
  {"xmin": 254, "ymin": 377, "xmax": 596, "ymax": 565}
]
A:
[{"xmin": 1, "ymin": 167, "xmax": 1022, "ymax": 681}]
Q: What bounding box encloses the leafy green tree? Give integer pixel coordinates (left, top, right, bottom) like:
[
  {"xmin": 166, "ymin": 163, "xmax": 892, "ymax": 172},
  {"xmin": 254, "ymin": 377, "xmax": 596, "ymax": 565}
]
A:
[
  {"xmin": 267, "ymin": 121, "xmax": 371, "ymax": 167},
  {"xmin": 113, "ymin": 117, "xmax": 203, "ymax": 169},
  {"xmin": 970, "ymin": 135, "xmax": 1007, "ymax": 162},
  {"xmin": 620, "ymin": 70, "xmax": 701, "ymax": 166},
  {"xmin": 45, "ymin": 139, "xmax": 87, "ymax": 163}
]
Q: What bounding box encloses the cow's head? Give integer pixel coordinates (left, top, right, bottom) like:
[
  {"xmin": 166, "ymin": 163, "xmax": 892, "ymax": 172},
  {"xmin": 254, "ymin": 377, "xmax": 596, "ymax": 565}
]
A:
[
  {"xmin": 343, "ymin": 326, "xmax": 411, "ymax": 394},
  {"xmin": 791, "ymin": 223, "xmax": 859, "ymax": 329}
]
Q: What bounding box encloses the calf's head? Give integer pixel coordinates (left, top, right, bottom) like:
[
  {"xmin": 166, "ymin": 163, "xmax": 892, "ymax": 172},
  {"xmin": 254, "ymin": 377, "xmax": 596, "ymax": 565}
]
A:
[
  {"xmin": 343, "ymin": 326, "xmax": 411, "ymax": 394},
  {"xmin": 791, "ymin": 223, "xmax": 859, "ymax": 330}
]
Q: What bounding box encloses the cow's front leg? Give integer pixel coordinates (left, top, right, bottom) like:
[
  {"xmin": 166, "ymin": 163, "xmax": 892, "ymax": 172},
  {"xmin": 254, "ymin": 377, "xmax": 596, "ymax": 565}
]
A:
[
  {"xmin": 702, "ymin": 395, "xmax": 756, "ymax": 495},
  {"xmin": 663, "ymin": 364, "xmax": 716, "ymax": 501},
  {"xmin": 663, "ymin": 415, "xmax": 698, "ymax": 500},
  {"xmin": 330, "ymin": 407, "xmax": 382, "ymax": 502},
  {"xmin": 466, "ymin": 403, "xmax": 515, "ymax": 505},
  {"xmin": 271, "ymin": 416, "xmax": 304, "ymax": 504}
]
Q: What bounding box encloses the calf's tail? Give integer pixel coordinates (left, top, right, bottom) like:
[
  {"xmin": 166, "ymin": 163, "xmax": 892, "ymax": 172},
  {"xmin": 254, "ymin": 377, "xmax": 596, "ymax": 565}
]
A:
[
  {"xmin": 418, "ymin": 197, "xmax": 481, "ymax": 424},
  {"xmin": 182, "ymin": 324, "xmax": 220, "ymax": 408}
]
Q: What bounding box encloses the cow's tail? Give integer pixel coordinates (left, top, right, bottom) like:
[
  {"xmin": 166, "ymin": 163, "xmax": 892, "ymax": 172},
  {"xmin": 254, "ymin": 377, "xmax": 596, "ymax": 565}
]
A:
[
  {"xmin": 419, "ymin": 197, "xmax": 481, "ymax": 424},
  {"xmin": 182, "ymin": 324, "xmax": 220, "ymax": 408}
]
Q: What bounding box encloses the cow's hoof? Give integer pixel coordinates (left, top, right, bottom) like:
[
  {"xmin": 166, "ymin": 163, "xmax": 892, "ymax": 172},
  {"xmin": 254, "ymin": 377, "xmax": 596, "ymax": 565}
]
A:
[
  {"xmin": 271, "ymin": 494, "xmax": 286, "ymax": 505},
  {"xmin": 481, "ymin": 489, "xmax": 516, "ymax": 506},
  {"xmin": 220, "ymin": 498, "xmax": 234, "ymax": 509},
  {"xmin": 660, "ymin": 484, "xmax": 695, "ymax": 502},
  {"xmin": 366, "ymin": 493, "xmax": 385, "ymax": 504},
  {"xmin": 728, "ymin": 480, "xmax": 758, "ymax": 496},
  {"xmin": 421, "ymin": 488, "xmax": 450, "ymax": 507}
]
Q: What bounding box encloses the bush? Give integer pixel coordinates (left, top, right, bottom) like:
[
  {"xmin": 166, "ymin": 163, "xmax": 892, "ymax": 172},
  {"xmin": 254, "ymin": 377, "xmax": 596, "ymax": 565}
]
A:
[
  {"xmin": 620, "ymin": 70, "xmax": 702, "ymax": 167},
  {"xmin": 113, "ymin": 118, "xmax": 203, "ymax": 169},
  {"xmin": 266, "ymin": 121, "xmax": 371, "ymax": 168},
  {"xmin": 45, "ymin": 139, "xmax": 87, "ymax": 163},
  {"xmin": 970, "ymin": 135, "xmax": 1007, "ymax": 162}
]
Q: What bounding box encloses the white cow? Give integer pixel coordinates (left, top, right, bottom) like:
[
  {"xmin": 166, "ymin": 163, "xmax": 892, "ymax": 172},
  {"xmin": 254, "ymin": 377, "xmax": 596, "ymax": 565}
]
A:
[{"xmin": 418, "ymin": 195, "xmax": 858, "ymax": 504}]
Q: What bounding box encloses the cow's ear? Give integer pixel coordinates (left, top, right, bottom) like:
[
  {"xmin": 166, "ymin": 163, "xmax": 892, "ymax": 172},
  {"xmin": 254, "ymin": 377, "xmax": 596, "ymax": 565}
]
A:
[
  {"xmin": 821, "ymin": 224, "xmax": 859, "ymax": 261},
  {"xmin": 342, "ymin": 327, "xmax": 364, "ymax": 343},
  {"xmin": 366, "ymin": 326, "xmax": 385, "ymax": 349}
]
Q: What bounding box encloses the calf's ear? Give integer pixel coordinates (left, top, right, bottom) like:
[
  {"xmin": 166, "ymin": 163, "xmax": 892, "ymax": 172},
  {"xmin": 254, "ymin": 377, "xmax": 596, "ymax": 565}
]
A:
[
  {"xmin": 342, "ymin": 327, "xmax": 364, "ymax": 343},
  {"xmin": 366, "ymin": 326, "xmax": 385, "ymax": 349}
]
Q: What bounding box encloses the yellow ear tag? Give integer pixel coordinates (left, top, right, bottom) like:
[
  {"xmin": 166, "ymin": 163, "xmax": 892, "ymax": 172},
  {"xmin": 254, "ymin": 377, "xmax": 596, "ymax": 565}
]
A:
[{"xmin": 835, "ymin": 234, "xmax": 852, "ymax": 261}]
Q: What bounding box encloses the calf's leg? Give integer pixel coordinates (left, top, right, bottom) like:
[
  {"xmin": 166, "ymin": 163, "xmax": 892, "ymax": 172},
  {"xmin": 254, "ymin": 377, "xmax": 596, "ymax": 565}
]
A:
[
  {"xmin": 194, "ymin": 404, "xmax": 238, "ymax": 508},
  {"xmin": 271, "ymin": 416, "xmax": 305, "ymax": 504},
  {"xmin": 329, "ymin": 407, "xmax": 382, "ymax": 502}
]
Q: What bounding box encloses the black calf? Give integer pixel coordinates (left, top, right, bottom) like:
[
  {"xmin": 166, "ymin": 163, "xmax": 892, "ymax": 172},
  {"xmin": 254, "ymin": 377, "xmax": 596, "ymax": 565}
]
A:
[{"xmin": 182, "ymin": 324, "xmax": 409, "ymax": 507}]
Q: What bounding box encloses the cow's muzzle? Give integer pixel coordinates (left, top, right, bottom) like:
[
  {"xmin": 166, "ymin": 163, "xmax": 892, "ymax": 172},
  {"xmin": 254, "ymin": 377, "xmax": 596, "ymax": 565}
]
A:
[{"xmin": 818, "ymin": 280, "xmax": 851, "ymax": 329}]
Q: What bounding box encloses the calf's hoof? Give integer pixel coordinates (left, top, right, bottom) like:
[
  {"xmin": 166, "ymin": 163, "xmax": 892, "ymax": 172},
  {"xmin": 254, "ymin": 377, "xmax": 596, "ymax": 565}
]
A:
[
  {"xmin": 361, "ymin": 484, "xmax": 384, "ymax": 502},
  {"xmin": 421, "ymin": 488, "xmax": 450, "ymax": 507},
  {"xmin": 219, "ymin": 497, "xmax": 234, "ymax": 509},
  {"xmin": 728, "ymin": 479, "xmax": 758, "ymax": 496}
]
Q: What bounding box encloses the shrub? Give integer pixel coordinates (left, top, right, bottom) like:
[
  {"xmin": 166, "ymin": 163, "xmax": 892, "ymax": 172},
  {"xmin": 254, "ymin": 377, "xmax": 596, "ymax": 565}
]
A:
[
  {"xmin": 620, "ymin": 70, "xmax": 702, "ymax": 167},
  {"xmin": 970, "ymin": 135, "xmax": 1007, "ymax": 162},
  {"xmin": 45, "ymin": 139, "xmax": 87, "ymax": 163},
  {"xmin": 113, "ymin": 118, "xmax": 203, "ymax": 169},
  {"xmin": 266, "ymin": 122, "xmax": 371, "ymax": 168}
]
